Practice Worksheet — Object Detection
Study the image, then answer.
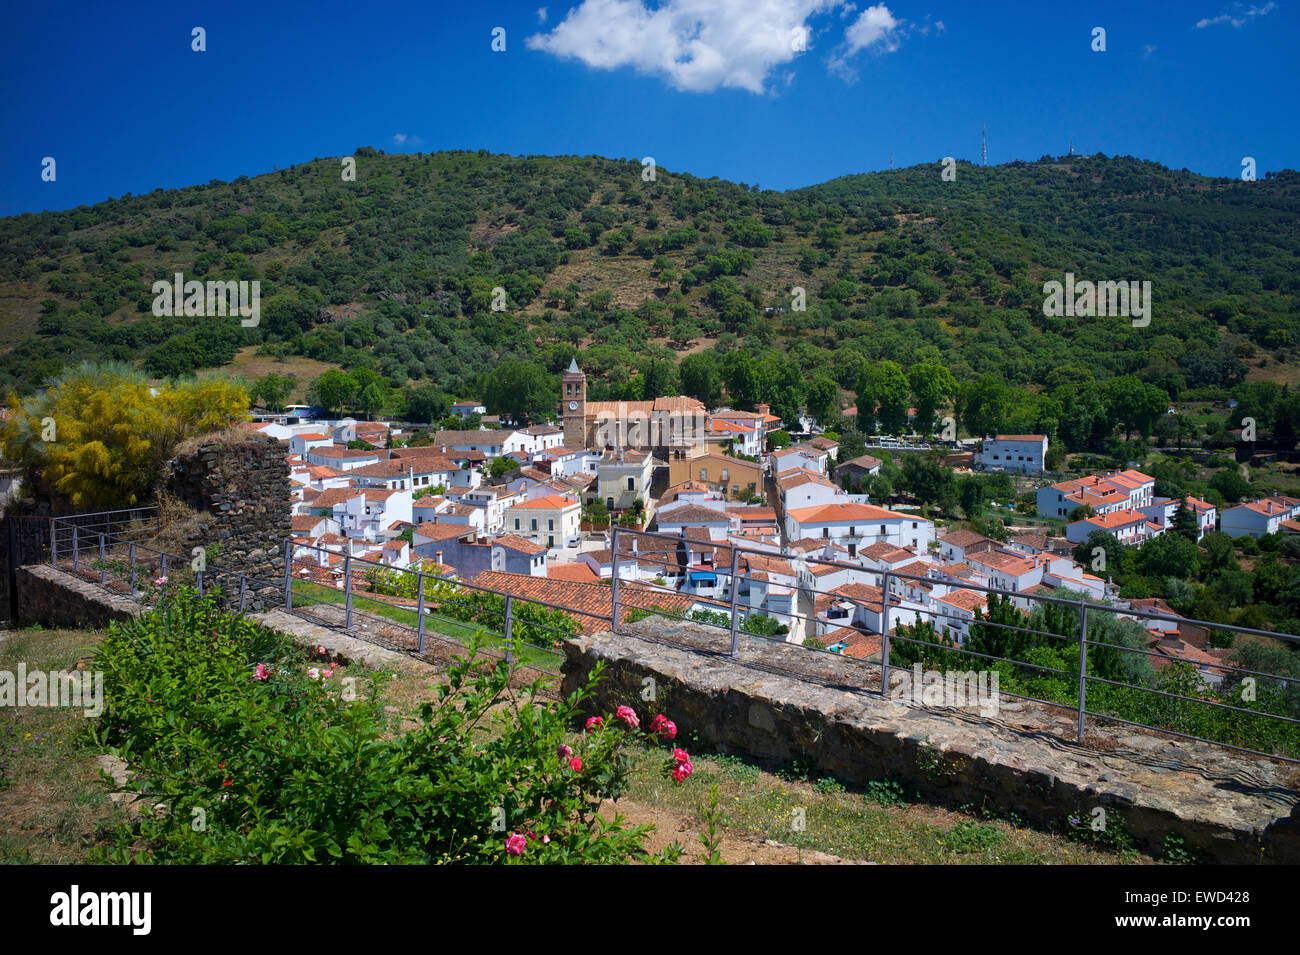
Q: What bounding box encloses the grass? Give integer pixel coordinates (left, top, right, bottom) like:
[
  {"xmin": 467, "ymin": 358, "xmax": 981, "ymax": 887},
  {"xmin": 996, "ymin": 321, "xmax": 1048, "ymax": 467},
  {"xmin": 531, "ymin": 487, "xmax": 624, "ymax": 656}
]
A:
[
  {"xmin": 1, "ymin": 617, "xmax": 1163, "ymax": 865},
  {"xmin": 290, "ymin": 579, "xmax": 562, "ymax": 670},
  {"xmin": 0, "ymin": 626, "xmax": 128, "ymax": 864},
  {"xmin": 618, "ymin": 747, "xmax": 1159, "ymax": 864}
]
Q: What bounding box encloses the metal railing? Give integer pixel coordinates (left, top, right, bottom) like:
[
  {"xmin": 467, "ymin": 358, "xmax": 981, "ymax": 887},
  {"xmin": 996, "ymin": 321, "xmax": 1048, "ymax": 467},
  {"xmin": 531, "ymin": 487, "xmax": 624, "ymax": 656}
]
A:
[
  {"xmin": 44, "ymin": 509, "xmax": 1300, "ymax": 763},
  {"xmin": 606, "ymin": 525, "xmax": 1300, "ymax": 765}
]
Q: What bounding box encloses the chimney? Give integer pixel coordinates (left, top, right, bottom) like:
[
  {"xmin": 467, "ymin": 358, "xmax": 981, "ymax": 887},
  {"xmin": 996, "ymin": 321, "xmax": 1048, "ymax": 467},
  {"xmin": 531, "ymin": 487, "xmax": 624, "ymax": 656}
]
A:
[
  {"xmin": 435, "ymin": 550, "xmax": 443, "ymax": 566},
  {"xmin": 757, "ymin": 403, "xmax": 770, "ymax": 416}
]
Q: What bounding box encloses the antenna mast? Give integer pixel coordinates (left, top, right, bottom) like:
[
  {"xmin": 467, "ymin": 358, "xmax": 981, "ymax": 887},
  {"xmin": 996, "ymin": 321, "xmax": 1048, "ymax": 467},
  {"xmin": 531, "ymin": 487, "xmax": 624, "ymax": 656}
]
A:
[{"xmin": 981, "ymin": 123, "xmax": 987, "ymax": 167}]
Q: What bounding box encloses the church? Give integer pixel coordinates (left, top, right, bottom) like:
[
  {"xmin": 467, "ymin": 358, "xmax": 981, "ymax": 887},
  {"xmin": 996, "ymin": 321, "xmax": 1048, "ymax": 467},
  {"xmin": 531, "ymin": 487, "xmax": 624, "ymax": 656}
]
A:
[{"xmin": 561, "ymin": 359, "xmax": 708, "ymax": 460}]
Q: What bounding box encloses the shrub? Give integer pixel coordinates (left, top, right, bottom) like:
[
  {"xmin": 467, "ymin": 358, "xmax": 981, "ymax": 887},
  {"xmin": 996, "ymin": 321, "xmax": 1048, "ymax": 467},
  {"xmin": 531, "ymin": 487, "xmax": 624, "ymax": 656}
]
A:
[{"xmin": 90, "ymin": 589, "xmax": 693, "ymax": 864}]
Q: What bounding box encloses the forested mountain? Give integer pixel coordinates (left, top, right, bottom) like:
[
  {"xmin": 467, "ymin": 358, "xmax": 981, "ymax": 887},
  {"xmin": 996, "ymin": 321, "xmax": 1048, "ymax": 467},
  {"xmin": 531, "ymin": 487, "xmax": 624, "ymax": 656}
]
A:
[{"xmin": 1, "ymin": 148, "xmax": 1296, "ymax": 442}]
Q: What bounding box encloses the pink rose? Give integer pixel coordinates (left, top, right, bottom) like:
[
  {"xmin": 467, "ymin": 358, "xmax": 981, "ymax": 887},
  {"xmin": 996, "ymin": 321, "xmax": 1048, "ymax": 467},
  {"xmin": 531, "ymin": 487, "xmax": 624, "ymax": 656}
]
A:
[
  {"xmin": 505, "ymin": 833, "xmax": 526, "ymax": 856},
  {"xmin": 673, "ymin": 748, "xmax": 691, "ymax": 764},
  {"xmin": 254, "ymin": 663, "xmax": 270, "ymax": 681},
  {"xmin": 671, "ymin": 759, "xmax": 694, "ymax": 783},
  {"xmin": 650, "ymin": 714, "xmax": 677, "ymax": 739},
  {"xmin": 557, "ymin": 743, "xmax": 573, "ymax": 759},
  {"xmin": 569, "ymin": 756, "xmax": 582, "ymax": 772},
  {"xmin": 616, "ymin": 706, "xmax": 639, "ymax": 729},
  {"xmin": 584, "ymin": 716, "xmax": 603, "ymax": 732},
  {"xmin": 307, "ymin": 668, "xmax": 320, "ymax": 680}
]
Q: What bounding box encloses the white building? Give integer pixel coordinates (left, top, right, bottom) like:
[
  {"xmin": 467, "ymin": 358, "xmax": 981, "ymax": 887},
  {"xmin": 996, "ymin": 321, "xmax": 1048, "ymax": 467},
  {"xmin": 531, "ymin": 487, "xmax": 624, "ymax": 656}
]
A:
[
  {"xmin": 1220, "ymin": 496, "xmax": 1300, "ymax": 539},
  {"xmin": 785, "ymin": 502, "xmax": 934, "ymax": 554},
  {"xmin": 975, "ymin": 434, "xmax": 1047, "ymax": 474}
]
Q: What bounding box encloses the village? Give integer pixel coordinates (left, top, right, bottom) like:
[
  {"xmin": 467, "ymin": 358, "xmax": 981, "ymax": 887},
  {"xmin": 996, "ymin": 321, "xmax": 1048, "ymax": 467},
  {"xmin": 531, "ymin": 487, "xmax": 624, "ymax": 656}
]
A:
[{"xmin": 239, "ymin": 360, "xmax": 1299, "ymax": 689}]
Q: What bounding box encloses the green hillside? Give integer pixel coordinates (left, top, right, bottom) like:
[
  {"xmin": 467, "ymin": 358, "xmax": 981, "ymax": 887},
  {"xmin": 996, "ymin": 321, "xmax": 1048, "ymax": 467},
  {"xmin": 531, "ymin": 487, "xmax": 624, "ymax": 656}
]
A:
[{"xmin": 1, "ymin": 148, "xmax": 1297, "ymax": 440}]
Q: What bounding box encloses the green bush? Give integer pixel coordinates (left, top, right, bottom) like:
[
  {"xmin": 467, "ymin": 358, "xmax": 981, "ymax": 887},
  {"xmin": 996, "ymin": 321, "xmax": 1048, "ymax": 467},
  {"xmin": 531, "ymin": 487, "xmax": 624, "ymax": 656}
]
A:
[{"xmin": 89, "ymin": 589, "xmax": 693, "ymax": 864}]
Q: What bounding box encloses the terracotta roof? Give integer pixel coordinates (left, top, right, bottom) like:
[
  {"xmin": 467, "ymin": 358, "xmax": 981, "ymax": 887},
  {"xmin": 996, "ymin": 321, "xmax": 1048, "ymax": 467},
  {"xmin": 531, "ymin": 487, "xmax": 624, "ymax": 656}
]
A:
[
  {"xmin": 859, "ymin": 541, "xmax": 912, "ymax": 562},
  {"xmin": 939, "ymin": 529, "xmax": 992, "ymax": 548},
  {"xmin": 837, "ymin": 454, "xmax": 882, "ymax": 471},
  {"xmin": 992, "ymin": 434, "xmax": 1046, "ymax": 443},
  {"xmin": 510, "ymin": 494, "xmax": 580, "ymax": 510},
  {"xmin": 291, "ymin": 515, "xmax": 323, "ymax": 532},
  {"xmin": 658, "ymin": 505, "xmax": 731, "ymax": 525},
  {"xmin": 295, "ymin": 432, "xmax": 330, "ymax": 441},
  {"xmin": 787, "ymin": 502, "xmax": 920, "ymax": 524},
  {"xmin": 468, "ymin": 571, "xmax": 697, "ymax": 635},
  {"xmin": 938, "ymin": 589, "xmax": 987, "ymax": 612},
  {"xmin": 413, "ymin": 523, "xmax": 475, "ymax": 542},
  {"xmin": 494, "ymin": 534, "xmax": 547, "ymax": 556},
  {"xmin": 310, "ymin": 446, "xmax": 380, "ymax": 460},
  {"xmin": 547, "ymin": 563, "xmax": 600, "ymax": 583}
]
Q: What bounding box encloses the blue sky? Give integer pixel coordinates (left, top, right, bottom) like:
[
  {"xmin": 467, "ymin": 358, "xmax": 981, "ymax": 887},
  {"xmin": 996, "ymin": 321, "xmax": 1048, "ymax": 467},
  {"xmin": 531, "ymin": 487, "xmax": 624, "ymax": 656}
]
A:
[{"xmin": 2, "ymin": 0, "xmax": 1295, "ymax": 216}]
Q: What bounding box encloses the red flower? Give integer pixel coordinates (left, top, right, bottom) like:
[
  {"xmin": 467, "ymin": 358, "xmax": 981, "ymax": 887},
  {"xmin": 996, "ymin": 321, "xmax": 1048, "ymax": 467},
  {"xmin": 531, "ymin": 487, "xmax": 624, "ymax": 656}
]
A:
[
  {"xmin": 584, "ymin": 716, "xmax": 603, "ymax": 732},
  {"xmin": 569, "ymin": 756, "xmax": 583, "ymax": 772}
]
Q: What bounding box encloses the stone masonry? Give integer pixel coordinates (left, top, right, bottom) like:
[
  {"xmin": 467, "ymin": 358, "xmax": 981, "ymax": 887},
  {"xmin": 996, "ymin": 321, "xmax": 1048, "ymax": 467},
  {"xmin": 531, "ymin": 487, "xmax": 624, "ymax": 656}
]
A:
[{"xmin": 562, "ymin": 616, "xmax": 1300, "ymax": 864}]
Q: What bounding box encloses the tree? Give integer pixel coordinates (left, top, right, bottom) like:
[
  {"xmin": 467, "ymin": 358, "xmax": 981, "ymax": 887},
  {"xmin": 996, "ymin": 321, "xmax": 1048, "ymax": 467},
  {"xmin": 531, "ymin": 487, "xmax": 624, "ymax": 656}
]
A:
[
  {"xmin": 901, "ymin": 454, "xmax": 956, "ymax": 510},
  {"xmin": 805, "ymin": 375, "xmax": 840, "ymax": 426},
  {"xmin": 1208, "ymin": 468, "xmax": 1252, "ymax": 503},
  {"xmin": 1073, "ymin": 530, "xmax": 1122, "ymax": 576},
  {"xmin": 857, "ymin": 361, "xmax": 909, "ymax": 434},
  {"xmin": 679, "ymin": 352, "xmax": 721, "ymax": 407},
  {"xmin": 253, "ymin": 373, "xmax": 295, "ymax": 411},
  {"xmin": 957, "ymin": 476, "xmax": 985, "ymax": 519},
  {"xmin": 908, "ymin": 363, "xmax": 956, "ymax": 435},
  {"xmin": 959, "ymin": 375, "xmax": 1011, "ymax": 438},
  {"xmin": 488, "ymin": 456, "xmax": 518, "ymax": 480},
  {"xmin": 400, "ymin": 384, "xmax": 451, "ymax": 424},
  {"xmin": 482, "ymin": 360, "xmax": 556, "ymax": 425},
  {"xmin": 315, "ymin": 369, "xmax": 357, "ymax": 415},
  {"xmin": 1138, "ymin": 532, "xmax": 1199, "ymax": 580},
  {"xmin": 1170, "ymin": 500, "xmax": 1199, "ymax": 541}
]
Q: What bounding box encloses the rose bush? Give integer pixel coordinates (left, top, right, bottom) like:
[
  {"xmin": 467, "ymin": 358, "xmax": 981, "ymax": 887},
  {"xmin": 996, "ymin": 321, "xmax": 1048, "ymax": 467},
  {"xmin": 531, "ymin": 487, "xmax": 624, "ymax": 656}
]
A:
[{"xmin": 90, "ymin": 588, "xmax": 692, "ymax": 864}]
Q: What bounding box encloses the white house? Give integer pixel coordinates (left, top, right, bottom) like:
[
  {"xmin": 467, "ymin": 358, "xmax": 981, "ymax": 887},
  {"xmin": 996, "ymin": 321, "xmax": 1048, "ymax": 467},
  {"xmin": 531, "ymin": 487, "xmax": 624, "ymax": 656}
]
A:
[
  {"xmin": 1220, "ymin": 496, "xmax": 1300, "ymax": 539},
  {"xmin": 785, "ymin": 502, "xmax": 934, "ymax": 554},
  {"xmin": 975, "ymin": 434, "xmax": 1047, "ymax": 474}
]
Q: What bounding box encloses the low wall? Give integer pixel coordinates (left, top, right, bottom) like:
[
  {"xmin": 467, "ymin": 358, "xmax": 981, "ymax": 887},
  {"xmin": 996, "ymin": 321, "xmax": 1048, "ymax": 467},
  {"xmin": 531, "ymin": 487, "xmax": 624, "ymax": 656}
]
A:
[
  {"xmin": 17, "ymin": 565, "xmax": 142, "ymax": 630},
  {"xmin": 561, "ymin": 616, "xmax": 1300, "ymax": 864}
]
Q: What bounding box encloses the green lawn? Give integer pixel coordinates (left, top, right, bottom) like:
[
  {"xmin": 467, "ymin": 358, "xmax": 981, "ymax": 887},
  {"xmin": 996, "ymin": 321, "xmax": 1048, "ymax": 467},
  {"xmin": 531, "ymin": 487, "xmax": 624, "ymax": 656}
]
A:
[{"xmin": 290, "ymin": 580, "xmax": 562, "ymax": 670}]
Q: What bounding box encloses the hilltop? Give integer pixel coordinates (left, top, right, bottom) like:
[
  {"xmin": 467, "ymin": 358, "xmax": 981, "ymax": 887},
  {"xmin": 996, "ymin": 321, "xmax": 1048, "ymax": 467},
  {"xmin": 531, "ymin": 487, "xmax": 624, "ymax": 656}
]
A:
[{"xmin": 1, "ymin": 149, "xmax": 1297, "ymax": 417}]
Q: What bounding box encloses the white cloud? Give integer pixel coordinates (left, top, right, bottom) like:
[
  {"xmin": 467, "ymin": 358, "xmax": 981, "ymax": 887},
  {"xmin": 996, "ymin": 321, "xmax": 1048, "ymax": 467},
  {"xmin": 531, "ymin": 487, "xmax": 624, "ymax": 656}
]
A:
[
  {"xmin": 1141, "ymin": 43, "xmax": 1157, "ymax": 58},
  {"xmin": 1195, "ymin": 2, "xmax": 1276, "ymax": 27},
  {"xmin": 538, "ymin": 6, "xmax": 548, "ymax": 23},
  {"xmin": 525, "ymin": 0, "xmax": 841, "ymax": 94},
  {"xmin": 392, "ymin": 133, "xmax": 422, "ymax": 147},
  {"xmin": 844, "ymin": 3, "xmax": 901, "ymax": 53},
  {"xmin": 392, "ymin": 133, "xmax": 407, "ymax": 144},
  {"xmin": 829, "ymin": 3, "xmax": 903, "ymax": 81}
]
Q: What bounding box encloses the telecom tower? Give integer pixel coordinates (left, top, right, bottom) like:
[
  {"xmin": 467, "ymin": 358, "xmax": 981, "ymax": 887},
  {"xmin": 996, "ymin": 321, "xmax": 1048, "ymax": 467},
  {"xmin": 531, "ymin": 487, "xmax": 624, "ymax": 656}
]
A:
[{"xmin": 981, "ymin": 123, "xmax": 987, "ymax": 166}]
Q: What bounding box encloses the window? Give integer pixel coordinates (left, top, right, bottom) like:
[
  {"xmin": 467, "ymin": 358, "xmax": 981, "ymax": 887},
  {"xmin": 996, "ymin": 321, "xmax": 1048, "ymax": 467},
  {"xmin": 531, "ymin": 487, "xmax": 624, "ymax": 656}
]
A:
[
  {"xmin": 721, "ymin": 469, "xmax": 729, "ymax": 482},
  {"xmin": 530, "ymin": 519, "xmax": 538, "ymax": 531},
  {"xmin": 700, "ymin": 468, "xmax": 707, "ymax": 481},
  {"xmin": 547, "ymin": 519, "xmax": 554, "ymax": 530},
  {"xmin": 822, "ymin": 528, "xmax": 829, "ymax": 538},
  {"xmin": 514, "ymin": 519, "xmax": 520, "ymax": 530},
  {"xmin": 627, "ymin": 477, "xmax": 635, "ymax": 491}
]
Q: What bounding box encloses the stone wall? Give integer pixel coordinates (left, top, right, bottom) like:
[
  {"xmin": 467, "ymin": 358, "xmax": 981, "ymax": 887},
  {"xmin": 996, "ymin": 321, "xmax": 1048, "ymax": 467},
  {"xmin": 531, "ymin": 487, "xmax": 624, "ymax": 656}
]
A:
[
  {"xmin": 164, "ymin": 432, "xmax": 292, "ymax": 589},
  {"xmin": 562, "ymin": 616, "xmax": 1300, "ymax": 864},
  {"xmin": 17, "ymin": 565, "xmax": 142, "ymax": 629}
]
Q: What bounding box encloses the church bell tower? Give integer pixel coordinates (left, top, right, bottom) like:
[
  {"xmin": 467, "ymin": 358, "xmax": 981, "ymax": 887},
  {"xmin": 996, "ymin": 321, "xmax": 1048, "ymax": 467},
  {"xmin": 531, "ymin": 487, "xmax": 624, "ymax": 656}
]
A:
[{"xmin": 562, "ymin": 358, "xmax": 587, "ymax": 448}]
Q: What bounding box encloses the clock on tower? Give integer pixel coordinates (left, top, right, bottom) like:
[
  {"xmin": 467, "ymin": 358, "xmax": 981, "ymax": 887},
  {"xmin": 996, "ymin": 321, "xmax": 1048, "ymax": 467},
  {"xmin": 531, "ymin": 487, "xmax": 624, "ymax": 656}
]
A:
[{"xmin": 562, "ymin": 358, "xmax": 587, "ymax": 448}]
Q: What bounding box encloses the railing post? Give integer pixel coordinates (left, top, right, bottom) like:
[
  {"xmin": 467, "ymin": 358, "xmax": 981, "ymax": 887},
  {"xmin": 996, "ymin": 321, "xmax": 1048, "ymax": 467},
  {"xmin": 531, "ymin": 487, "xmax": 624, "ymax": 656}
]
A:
[
  {"xmin": 1077, "ymin": 597, "xmax": 1089, "ymax": 743},
  {"xmin": 72, "ymin": 524, "xmax": 79, "ymax": 574},
  {"xmin": 880, "ymin": 571, "xmax": 892, "ymax": 693},
  {"xmin": 239, "ymin": 574, "xmax": 247, "ymax": 613},
  {"xmin": 282, "ymin": 539, "xmax": 293, "ymax": 611},
  {"xmin": 50, "ymin": 519, "xmax": 57, "ymax": 567},
  {"xmin": 728, "ymin": 545, "xmax": 741, "ymax": 656},
  {"xmin": 610, "ymin": 527, "xmax": 621, "ymax": 630},
  {"xmin": 160, "ymin": 552, "xmax": 167, "ymax": 584},
  {"xmin": 504, "ymin": 593, "xmax": 514, "ymax": 671},
  {"xmin": 98, "ymin": 533, "xmax": 107, "ymax": 585},
  {"xmin": 344, "ymin": 553, "xmax": 353, "ymax": 629},
  {"xmin": 416, "ymin": 571, "xmax": 426, "ymax": 654},
  {"xmin": 128, "ymin": 542, "xmax": 136, "ymax": 595}
]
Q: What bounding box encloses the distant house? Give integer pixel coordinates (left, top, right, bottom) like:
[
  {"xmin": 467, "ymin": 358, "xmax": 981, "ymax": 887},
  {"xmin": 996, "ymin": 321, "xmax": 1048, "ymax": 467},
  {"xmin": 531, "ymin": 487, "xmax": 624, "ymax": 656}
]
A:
[
  {"xmin": 833, "ymin": 454, "xmax": 882, "ymax": 485},
  {"xmin": 1220, "ymin": 496, "xmax": 1300, "ymax": 539},
  {"xmin": 451, "ymin": 400, "xmax": 487, "ymax": 420},
  {"xmin": 975, "ymin": 434, "xmax": 1047, "ymax": 474}
]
